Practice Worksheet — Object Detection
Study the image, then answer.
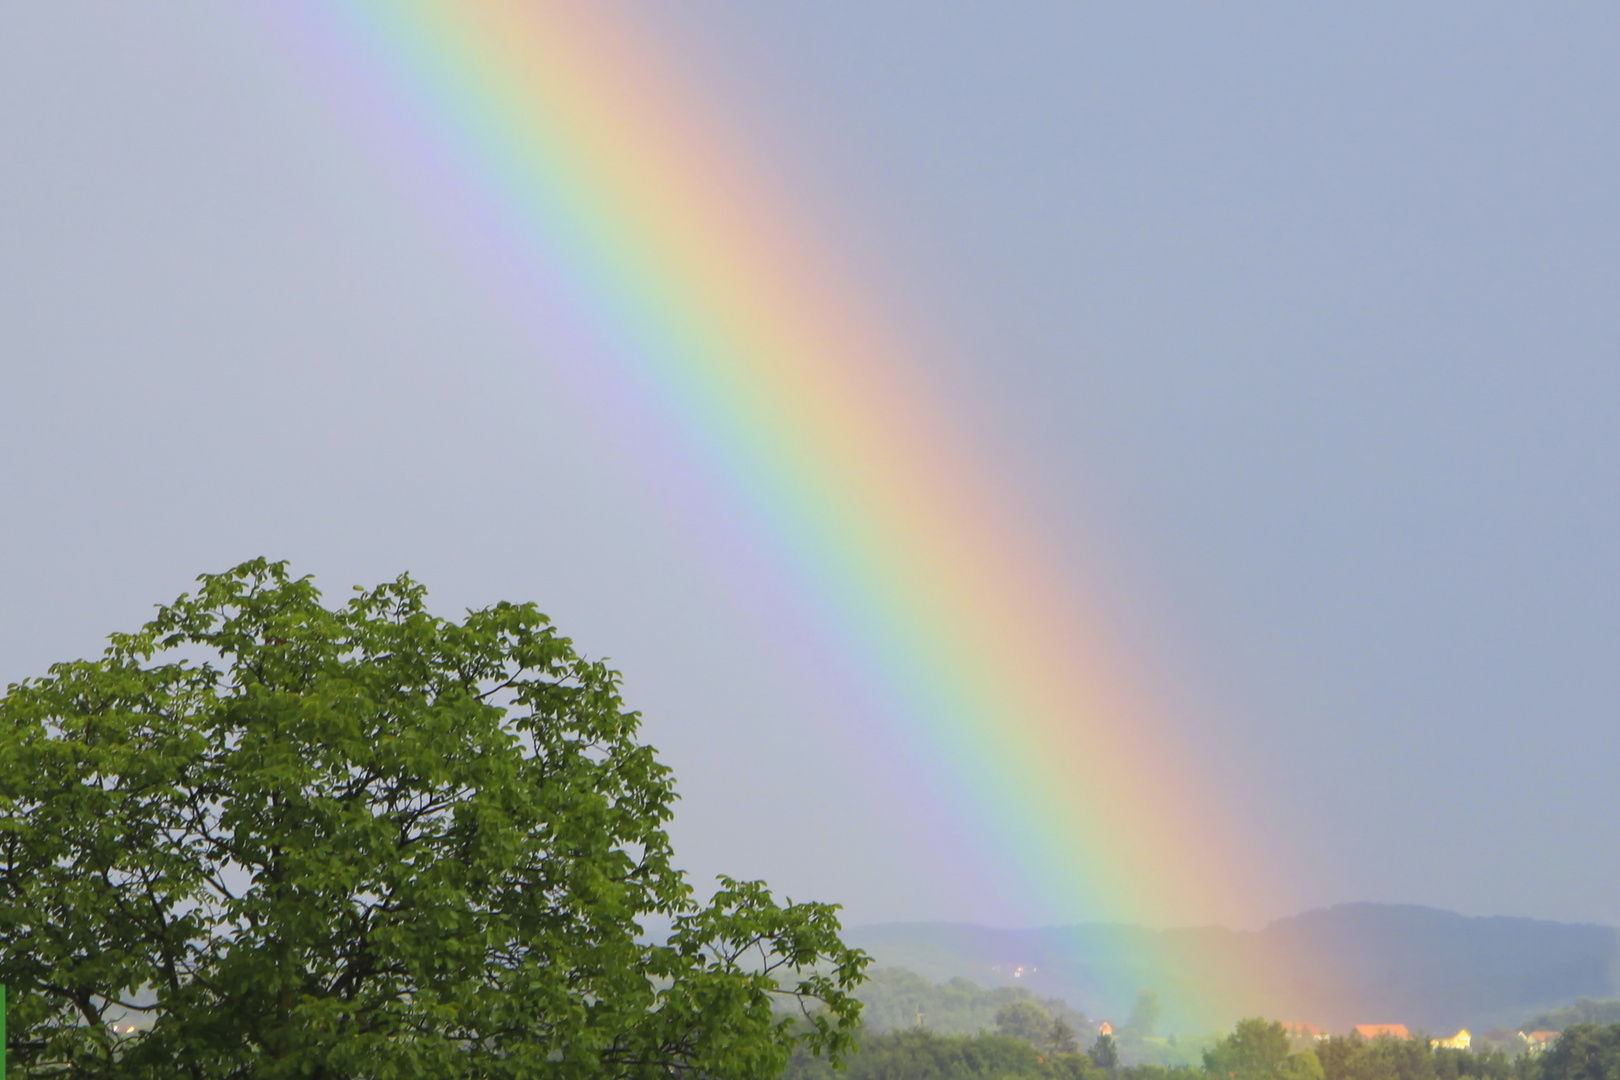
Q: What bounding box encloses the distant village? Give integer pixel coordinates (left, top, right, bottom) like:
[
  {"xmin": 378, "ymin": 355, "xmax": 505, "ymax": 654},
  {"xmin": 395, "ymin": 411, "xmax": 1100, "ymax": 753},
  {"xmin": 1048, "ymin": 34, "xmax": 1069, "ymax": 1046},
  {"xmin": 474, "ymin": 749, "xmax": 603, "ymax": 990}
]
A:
[
  {"xmin": 1080, "ymin": 1017, "xmax": 1564, "ymax": 1058},
  {"xmin": 1082, "ymin": 1023, "xmax": 1561, "ymax": 1055},
  {"xmin": 1272, "ymin": 1022, "xmax": 1561, "ymax": 1055}
]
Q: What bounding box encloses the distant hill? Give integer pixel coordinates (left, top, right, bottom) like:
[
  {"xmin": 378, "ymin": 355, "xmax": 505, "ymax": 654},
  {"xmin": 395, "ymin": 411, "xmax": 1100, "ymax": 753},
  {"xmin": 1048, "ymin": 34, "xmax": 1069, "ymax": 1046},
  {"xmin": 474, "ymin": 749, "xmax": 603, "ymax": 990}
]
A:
[
  {"xmin": 847, "ymin": 904, "xmax": 1620, "ymax": 1034},
  {"xmin": 1524, "ymin": 998, "xmax": 1620, "ymax": 1031}
]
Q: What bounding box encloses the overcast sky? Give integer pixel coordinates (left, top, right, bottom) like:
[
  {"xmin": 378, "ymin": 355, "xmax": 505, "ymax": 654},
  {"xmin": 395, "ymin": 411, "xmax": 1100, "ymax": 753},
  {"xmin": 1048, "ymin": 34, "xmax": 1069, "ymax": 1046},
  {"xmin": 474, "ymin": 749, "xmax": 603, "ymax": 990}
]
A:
[{"xmin": 4, "ymin": 3, "xmax": 1619, "ymax": 929}]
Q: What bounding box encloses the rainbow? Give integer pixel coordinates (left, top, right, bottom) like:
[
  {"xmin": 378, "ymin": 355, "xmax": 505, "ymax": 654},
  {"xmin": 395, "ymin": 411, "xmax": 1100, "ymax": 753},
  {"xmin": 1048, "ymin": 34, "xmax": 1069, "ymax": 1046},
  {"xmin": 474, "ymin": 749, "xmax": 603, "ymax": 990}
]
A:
[{"xmin": 260, "ymin": 0, "xmax": 1278, "ymax": 998}]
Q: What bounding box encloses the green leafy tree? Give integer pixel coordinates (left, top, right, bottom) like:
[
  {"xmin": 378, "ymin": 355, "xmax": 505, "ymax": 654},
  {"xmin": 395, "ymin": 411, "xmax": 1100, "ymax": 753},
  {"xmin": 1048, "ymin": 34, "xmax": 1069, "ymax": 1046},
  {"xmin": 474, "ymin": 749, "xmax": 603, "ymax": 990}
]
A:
[
  {"xmin": 783, "ymin": 1027, "xmax": 1117, "ymax": 1080},
  {"xmin": 1315, "ymin": 1034, "xmax": 1359, "ymax": 1080},
  {"xmin": 1204, "ymin": 1019, "xmax": 1293, "ymax": 1080},
  {"xmin": 1344, "ymin": 1034, "xmax": 1437, "ymax": 1080},
  {"xmin": 1052, "ymin": 1051, "xmax": 1109, "ymax": 1080},
  {"xmin": 1092, "ymin": 1033, "xmax": 1121, "ymax": 1071},
  {"xmin": 1533, "ymin": 1024, "xmax": 1620, "ymax": 1080},
  {"xmin": 0, "ymin": 560, "xmax": 867, "ymax": 1079},
  {"xmin": 785, "ymin": 1029, "xmax": 1050, "ymax": 1080},
  {"xmin": 1051, "ymin": 1018, "xmax": 1081, "ymax": 1055},
  {"xmin": 1280, "ymin": 1051, "xmax": 1325, "ymax": 1080},
  {"xmin": 1000, "ymin": 1000, "xmax": 1056, "ymax": 1043},
  {"xmin": 1119, "ymin": 1068, "xmax": 1198, "ymax": 1080}
]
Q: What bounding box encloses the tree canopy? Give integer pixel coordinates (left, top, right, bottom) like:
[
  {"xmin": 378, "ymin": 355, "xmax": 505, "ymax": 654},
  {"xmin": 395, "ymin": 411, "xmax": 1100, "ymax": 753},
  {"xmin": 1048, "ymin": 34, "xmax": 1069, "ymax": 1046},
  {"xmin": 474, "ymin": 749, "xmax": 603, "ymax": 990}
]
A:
[
  {"xmin": 998, "ymin": 1001, "xmax": 1056, "ymax": 1043},
  {"xmin": 1204, "ymin": 1020, "xmax": 1322, "ymax": 1080},
  {"xmin": 850, "ymin": 967, "xmax": 1088, "ymax": 1037},
  {"xmin": 0, "ymin": 560, "xmax": 866, "ymax": 1079},
  {"xmin": 1531, "ymin": 1024, "xmax": 1620, "ymax": 1080}
]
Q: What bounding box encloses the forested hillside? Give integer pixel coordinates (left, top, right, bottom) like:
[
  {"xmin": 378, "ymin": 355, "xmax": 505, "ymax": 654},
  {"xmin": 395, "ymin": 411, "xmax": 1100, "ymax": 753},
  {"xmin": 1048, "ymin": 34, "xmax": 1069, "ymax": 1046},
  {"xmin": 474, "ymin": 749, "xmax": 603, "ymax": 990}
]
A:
[
  {"xmin": 1524, "ymin": 999, "xmax": 1620, "ymax": 1030},
  {"xmin": 849, "ymin": 905, "xmax": 1620, "ymax": 1032}
]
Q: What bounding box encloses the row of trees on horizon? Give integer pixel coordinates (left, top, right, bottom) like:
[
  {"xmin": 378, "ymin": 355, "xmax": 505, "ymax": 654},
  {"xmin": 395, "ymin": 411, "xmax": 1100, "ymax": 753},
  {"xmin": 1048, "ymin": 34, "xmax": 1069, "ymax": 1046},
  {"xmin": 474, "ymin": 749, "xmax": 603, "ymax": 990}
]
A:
[
  {"xmin": 852, "ymin": 966, "xmax": 1620, "ymax": 1045},
  {"xmin": 834, "ymin": 968, "xmax": 1620, "ymax": 1080},
  {"xmin": 786, "ymin": 1016, "xmax": 1620, "ymax": 1080}
]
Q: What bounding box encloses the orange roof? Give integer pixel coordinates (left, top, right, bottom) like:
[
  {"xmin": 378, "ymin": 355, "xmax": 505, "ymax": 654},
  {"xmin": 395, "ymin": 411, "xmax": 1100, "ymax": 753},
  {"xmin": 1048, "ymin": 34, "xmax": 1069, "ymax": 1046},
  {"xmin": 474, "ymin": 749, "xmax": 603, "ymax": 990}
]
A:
[
  {"xmin": 1525, "ymin": 1031, "xmax": 1559, "ymax": 1044},
  {"xmin": 1355, "ymin": 1024, "xmax": 1412, "ymax": 1040}
]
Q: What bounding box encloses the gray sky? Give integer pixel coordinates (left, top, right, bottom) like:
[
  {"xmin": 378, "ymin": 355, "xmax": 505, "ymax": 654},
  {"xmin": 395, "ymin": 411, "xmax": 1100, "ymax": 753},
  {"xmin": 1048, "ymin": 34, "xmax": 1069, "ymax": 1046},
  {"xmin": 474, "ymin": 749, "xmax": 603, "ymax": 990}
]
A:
[{"xmin": 3, "ymin": 3, "xmax": 1618, "ymax": 928}]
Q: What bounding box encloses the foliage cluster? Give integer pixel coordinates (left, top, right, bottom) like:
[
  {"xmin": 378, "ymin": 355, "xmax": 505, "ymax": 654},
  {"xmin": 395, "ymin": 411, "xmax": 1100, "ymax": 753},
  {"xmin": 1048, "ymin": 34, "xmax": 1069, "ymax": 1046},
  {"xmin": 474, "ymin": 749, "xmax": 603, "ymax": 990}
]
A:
[
  {"xmin": 855, "ymin": 967, "xmax": 1090, "ymax": 1036},
  {"xmin": 784, "ymin": 1018, "xmax": 1609, "ymax": 1080},
  {"xmin": 0, "ymin": 561, "xmax": 867, "ymax": 1079},
  {"xmin": 849, "ymin": 970, "xmax": 1201, "ymax": 1070},
  {"xmin": 1527, "ymin": 1024, "xmax": 1620, "ymax": 1080},
  {"xmin": 1313, "ymin": 1031, "xmax": 1514, "ymax": 1080},
  {"xmin": 784, "ymin": 1027, "xmax": 1107, "ymax": 1080},
  {"xmin": 1203, "ymin": 1018, "xmax": 1324, "ymax": 1080}
]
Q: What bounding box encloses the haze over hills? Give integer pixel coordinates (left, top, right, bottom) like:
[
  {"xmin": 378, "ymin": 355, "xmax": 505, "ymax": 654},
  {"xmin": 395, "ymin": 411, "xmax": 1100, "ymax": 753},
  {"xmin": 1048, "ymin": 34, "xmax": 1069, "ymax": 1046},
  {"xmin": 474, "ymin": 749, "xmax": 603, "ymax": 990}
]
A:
[{"xmin": 847, "ymin": 904, "xmax": 1620, "ymax": 1034}]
